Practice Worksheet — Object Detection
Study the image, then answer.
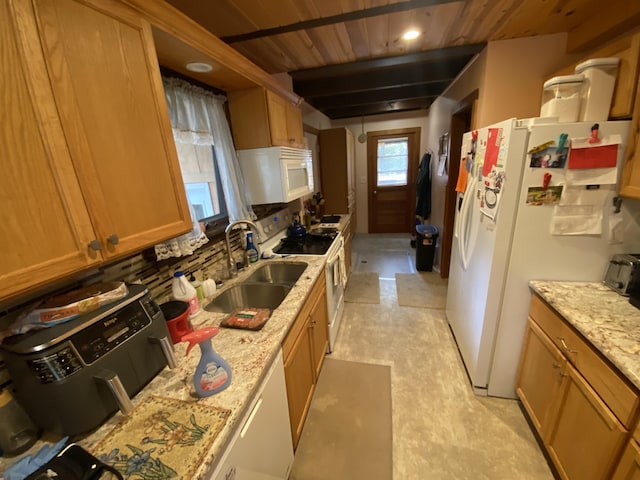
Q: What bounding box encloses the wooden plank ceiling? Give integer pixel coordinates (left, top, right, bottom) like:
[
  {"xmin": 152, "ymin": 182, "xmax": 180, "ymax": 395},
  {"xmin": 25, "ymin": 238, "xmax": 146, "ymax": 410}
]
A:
[{"xmin": 165, "ymin": 0, "xmax": 635, "ymax": 119}]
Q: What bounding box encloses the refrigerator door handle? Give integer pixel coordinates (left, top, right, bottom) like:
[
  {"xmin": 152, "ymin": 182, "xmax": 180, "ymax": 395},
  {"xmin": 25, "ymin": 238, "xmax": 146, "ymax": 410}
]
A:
[
  {"xmin": 457, "ymin": 169, "xmax": 475, "ymax": 270},
  {"xmin": 459, "ymin": 189, "xmax": 471, "ymax": 270}
]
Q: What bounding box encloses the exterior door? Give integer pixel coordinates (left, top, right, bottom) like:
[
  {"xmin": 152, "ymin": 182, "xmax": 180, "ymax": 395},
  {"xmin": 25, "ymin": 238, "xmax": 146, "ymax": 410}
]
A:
[{"xmin": 367, "ymin": 128, "xmax": 420, "ymax": 233}]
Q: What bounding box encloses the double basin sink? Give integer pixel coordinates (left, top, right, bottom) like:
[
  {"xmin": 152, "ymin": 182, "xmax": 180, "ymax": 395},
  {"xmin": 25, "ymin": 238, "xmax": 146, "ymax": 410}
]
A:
[{"xmin": 204, "ymin": 262, "xmax": 308, "ymax": 313}]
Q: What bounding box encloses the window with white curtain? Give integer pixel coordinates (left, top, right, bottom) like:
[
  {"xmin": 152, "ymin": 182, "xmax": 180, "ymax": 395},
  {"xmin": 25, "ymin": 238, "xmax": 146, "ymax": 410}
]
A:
[
  {"xmin": 174, "ymin": 141, "xmax": 227, "ymax": 222},
  {"xmin": 154, "ymin": 74, "xmax": 255, "ymax": 260}
]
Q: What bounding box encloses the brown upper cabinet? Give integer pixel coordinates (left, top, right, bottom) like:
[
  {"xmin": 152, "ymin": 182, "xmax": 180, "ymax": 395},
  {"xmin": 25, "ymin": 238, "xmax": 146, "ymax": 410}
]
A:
[
  {"xmin": 228, "ymin": 87, "xmax": 305, "ymax": 150},
  {"xmin": 551, "ymin": 32, "xmax": 640, "ymax": 199},
  {"xmin": 618, "ymin": 34, "xmax": 640, "ymax": 199},
  {"xmin": 1, "ymin": 0, "xmax": 191, "ymax": 301},
  {"xmin": 551, "ymin": 32, "xmax": 640, "ymax": 120},
  {"xmin": 318, "ymin": 128, "xmax": 357, "ymax": 219},
  {"xmin": 620, "ymin": 84, "xmax": 640, "ymax": 199}
]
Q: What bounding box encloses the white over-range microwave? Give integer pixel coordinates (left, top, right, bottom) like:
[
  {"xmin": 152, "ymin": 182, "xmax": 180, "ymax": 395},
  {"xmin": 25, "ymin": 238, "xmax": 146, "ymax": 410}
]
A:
[{"xmin": 238, "ymin": 146, "xmax": 313, "ymax": 204}]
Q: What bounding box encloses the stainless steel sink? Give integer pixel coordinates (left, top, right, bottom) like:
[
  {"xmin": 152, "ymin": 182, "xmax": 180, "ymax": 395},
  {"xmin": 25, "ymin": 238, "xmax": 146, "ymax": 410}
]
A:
[
  {"xmin": 204, "ymin": 283, "xmax": 291, "ymax": 313},
  {"xmin": 244, "ymin": 262, "xmax": 308, "ymax": 286}
]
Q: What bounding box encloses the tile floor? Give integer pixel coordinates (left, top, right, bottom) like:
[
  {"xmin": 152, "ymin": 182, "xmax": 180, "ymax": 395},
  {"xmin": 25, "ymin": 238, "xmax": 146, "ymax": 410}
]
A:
[{"xmin": 321, "ymin": 233, "xmax": 554, "ymax": 480}]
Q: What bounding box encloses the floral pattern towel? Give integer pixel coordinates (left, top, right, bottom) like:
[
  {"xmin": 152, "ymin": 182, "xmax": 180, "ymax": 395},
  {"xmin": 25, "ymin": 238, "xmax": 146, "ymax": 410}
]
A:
[{"xmin": 91, "ymin": 395, "xmax": 230, "ymax": 479}]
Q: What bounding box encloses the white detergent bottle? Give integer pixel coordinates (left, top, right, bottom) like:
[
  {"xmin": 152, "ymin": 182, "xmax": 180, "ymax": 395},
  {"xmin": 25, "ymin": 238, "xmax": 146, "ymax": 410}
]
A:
[
  {"xmin": 182, "ymin": 327, "xmax": 232, "ymax": 396},
  {"xmin": 172, "ymin": 271, "xmax": 201, "ymax": 319},
  {"xmin": 201, "ymin": 270, "xmax": 217, "ymax": 299}
]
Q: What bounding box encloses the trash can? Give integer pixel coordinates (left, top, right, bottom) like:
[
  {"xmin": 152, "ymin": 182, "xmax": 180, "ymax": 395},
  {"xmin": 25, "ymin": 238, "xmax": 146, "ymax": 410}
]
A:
[{"xmin": 415, "ymin": 224, "xmax": 438, "ymax": 271}]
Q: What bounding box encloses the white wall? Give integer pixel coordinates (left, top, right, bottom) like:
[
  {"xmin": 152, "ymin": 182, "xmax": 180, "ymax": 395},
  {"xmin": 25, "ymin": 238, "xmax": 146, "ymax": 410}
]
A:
[{"xmin": 332, "ymin": 110, "xmax": 430, "ymax": 233}]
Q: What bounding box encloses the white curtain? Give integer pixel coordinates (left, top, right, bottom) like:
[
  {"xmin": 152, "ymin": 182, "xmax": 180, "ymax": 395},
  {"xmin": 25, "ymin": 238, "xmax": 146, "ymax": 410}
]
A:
[{"xmin": 154, "ymin": 77, "xmax": 254, "ymax": 260}]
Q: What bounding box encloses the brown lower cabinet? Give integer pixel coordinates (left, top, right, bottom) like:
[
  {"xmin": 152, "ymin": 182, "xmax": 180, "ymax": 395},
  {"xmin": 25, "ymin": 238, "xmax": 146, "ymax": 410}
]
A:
[
  {"xmin": 282, "ymin": 270, "xmax": 328, "ymax": 448},
  {"xmin": 613, "ymin": 423, "xmax": 640, "ymax": 479},
  {"xmin": 613, "ymin": 438, "xmax": 640, "ymax": 479},
  {"xmin": 517, "ymin": 294, "xmax": 639, "ymax": 480}
]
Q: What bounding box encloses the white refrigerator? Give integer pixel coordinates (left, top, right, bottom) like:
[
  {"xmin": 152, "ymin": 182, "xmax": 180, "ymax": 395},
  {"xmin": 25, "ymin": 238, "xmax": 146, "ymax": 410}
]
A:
[{"xmin": 446, "ymin": 117, "xmax": 640, "ymax": 399}]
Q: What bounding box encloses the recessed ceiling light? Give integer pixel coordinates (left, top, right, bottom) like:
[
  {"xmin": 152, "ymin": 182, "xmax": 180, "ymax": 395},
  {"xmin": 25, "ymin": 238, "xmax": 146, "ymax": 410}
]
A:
[
  {"xmin": 402, "ymin": 30, "xmax": 420, "ymax": 41},
  {"xmin": 185, "ymin": 62, "xmax": 213, "ymax": 73}
]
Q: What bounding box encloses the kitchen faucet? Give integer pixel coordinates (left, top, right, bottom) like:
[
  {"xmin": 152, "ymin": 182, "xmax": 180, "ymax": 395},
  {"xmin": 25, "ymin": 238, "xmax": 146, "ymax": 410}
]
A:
[{"xmin": 224, "ymin": 219, "xmax": 260, "ymax": 277}]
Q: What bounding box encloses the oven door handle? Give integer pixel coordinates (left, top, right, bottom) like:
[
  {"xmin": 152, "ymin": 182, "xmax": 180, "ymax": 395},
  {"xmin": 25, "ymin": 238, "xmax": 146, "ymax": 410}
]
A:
[
  {"xmin": 327, "ymin": 236, "xmax": 345, "ymax": 265},
  {"xmin": 326, "ymin": 236, "xmax": 346, "ymax": 287}
]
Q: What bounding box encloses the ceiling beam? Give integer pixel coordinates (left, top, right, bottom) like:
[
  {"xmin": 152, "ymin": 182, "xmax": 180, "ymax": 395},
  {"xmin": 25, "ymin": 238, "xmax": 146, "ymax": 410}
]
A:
[
  {"xmin": 220, "ymin": 0, "xmax": 460, "ymax": 44},
  {"xmin": 323, "ymin": 98, "xmax": 434, "ymax": 119},
  {"xmin": 308, "ymin": 83, "xmax": 444, "ymax": 109},
  {"xmin": 290, "ymin": 44, "xmax": 484, "ymax": 81},
  {"xmin": 294, "ymin": 59, "xmax": 468, "ymax": 97}
]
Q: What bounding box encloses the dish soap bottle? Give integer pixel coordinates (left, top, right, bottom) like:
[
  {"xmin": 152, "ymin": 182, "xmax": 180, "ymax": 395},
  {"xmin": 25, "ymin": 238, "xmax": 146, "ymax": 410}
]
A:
[
  {"xmin": 245, "ymin": 232, "xmax": 259, "ymax": 265},
  {"xmin": 172, "ymin": 271, "xmax": 201, "ymax": 319},
  {"xmin": 182, "ymin": 327, "xmax": 232, "ymax": 397},
  {"xmin": 189, "ymin": 273, "xmax": 204, "ymax": 302}
]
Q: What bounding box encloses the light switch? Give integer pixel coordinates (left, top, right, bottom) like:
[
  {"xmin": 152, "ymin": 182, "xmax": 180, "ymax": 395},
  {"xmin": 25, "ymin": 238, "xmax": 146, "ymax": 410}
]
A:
[{"xmin": 359, "ymin": 176, "xmax": 366, "ymax": 184}]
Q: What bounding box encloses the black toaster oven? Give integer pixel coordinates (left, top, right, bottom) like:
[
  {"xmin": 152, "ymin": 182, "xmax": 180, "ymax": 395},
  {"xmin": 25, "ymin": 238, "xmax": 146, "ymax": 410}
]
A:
[{"xmin": 0, "ymin": 284, "xmax": 176, "ymax": 436}]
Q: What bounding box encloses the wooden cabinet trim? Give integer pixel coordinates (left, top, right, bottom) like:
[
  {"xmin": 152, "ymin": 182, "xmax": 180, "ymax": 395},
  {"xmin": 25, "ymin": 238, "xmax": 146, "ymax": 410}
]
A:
[{"xmin": 529, "ymin": 294, "xmax": 639, "ymax": 428}]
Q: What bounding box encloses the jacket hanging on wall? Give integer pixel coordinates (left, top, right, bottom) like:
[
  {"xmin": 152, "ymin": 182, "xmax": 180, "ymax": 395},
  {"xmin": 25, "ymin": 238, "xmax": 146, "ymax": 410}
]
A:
[{"xmin": 416, "ymin": 151, "xmax": 432, "ymax": 221}]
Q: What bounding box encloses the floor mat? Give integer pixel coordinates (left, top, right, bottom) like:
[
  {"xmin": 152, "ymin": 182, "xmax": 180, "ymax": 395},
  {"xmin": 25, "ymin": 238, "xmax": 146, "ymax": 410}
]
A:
[
  {"xmin": 344, "ymin": 271, "xmax": 380, "ymax": 304},
  {"xmin": 290, "ymin": 358, "xmax": 392, "ymax": 480},
  {"xmin": 355, "ymin": 249, "xmax": 415, "ymax": 278},
  {"xmin": 91, "ymin": 395, "xmax": 230, "ymax": 479},
  {"xmin": 395, "ymin": 273, "xmax": 447, "ymax": 309}
]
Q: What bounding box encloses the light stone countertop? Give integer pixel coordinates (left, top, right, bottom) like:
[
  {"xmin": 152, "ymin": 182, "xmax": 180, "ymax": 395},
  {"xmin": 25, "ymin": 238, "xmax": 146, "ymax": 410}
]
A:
[
  {"xmin": 0, "ymin": 255, "xmax": 326, "ymax": 479},
  {"xmin": 529, "ymin": 281, "xmax": 640, "ymax": 391}
]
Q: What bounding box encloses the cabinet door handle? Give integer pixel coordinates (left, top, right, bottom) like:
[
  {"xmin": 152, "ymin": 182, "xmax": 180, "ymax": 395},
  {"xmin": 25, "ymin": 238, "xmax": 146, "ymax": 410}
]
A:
[
  {"xmin": 557, "ymin": 337, "xmax": 576, "ymax": 354},
  {"xmin": 88, "ymin": 239, "xmax": 102, "ymax": 251},
  {"xmin": 107, "ymin": 234, "xmax": 119, "ymax": 245},
  {"xmin": 552, "ymin": 362, "xmax": 561, "ymax": 369}
]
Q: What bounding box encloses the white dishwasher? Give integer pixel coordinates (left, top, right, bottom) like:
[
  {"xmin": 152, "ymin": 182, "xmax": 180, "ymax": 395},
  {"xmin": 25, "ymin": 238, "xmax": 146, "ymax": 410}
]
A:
[{"xmin": 208, "ymin": 349, "xmax": 294, "ymax": 480}]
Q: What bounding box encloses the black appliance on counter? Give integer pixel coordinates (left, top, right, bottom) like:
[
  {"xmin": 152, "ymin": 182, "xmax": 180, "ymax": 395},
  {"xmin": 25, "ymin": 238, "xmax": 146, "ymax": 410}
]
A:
[
  {"xmin": 273, "ymin": 228, "xmax": 338, "ymax": 255},
  {"xmin": 0, "ymin": 284, "xmax": 177, "ymax": 436},
  {"xmin": 604, "ymin": 253, "xmax": 640, "ymax": 295},
  {"xmin": 626, "ymin": 264, "xmax": 640, "ymax": 310}
]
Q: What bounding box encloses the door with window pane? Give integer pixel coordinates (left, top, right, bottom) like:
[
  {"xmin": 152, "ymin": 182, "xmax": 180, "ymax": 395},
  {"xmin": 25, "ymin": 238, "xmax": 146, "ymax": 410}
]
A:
[{"xmin": 367, "ymin": 128, "xmax": 420, "ymax": 233}]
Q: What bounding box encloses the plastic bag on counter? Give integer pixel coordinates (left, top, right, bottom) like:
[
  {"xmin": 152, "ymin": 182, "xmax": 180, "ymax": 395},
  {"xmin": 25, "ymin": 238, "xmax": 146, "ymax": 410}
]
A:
[{"xmin": 3, "ymin": 282, "xmax": 128, "ymax": 338}]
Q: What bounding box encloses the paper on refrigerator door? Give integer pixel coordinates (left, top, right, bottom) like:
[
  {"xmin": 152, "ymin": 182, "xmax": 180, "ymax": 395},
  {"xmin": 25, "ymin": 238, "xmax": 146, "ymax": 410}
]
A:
[
  {"xmin": 479, "ymin": 128, "xmax": 508, "ymax": 221},
  {"xmin": 565, "ymin": 134, "xmax": 622, "ymax": 185},
  {"xmin": 550, "ymin": 185, "xmax": 613, "ymax": 235}
]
